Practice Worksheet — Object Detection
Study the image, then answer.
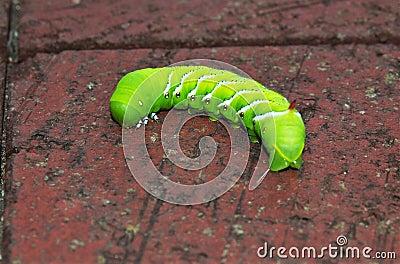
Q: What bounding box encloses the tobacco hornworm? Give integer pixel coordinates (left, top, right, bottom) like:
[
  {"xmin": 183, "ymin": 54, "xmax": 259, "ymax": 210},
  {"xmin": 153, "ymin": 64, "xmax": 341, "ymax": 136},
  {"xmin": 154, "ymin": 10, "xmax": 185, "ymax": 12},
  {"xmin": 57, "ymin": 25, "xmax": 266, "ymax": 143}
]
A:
[{"xmin": 110, "ymin": 65, "xmax": 305, "ymax": 185}]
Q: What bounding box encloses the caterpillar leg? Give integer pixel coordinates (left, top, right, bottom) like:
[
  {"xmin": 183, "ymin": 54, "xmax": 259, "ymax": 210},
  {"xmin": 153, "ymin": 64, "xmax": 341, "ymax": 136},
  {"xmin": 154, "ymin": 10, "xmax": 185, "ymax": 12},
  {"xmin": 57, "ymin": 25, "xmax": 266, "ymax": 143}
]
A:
[
  {"xmin": 149, "ymin": 112, "xmax": 159, "ymax": 122},
  {"xmin": 135, "ymin": 116, "xmax": 151, "ymax": 128},
  {"xmin": 247, "ymin": 130, "xmax": 259, "ymax": 143},
  {"xmin": 187, "ymin": 108, "xmax": 203, "ymax": 115},
  {"xmin": 136, "ymin": 119, "xmax": 144, "ymax": 128},
  {"xmin": 249, "ymin": 135, "xmax": 259, "ymax": 143}
]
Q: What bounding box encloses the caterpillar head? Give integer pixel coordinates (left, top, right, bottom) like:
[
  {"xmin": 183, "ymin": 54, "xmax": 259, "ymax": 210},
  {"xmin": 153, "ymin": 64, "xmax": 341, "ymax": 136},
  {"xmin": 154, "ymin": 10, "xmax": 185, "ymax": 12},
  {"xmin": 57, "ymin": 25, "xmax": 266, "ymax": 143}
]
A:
[{"xmin": 254, "ymin": 101, "xmax": 305, "ymax": 171}]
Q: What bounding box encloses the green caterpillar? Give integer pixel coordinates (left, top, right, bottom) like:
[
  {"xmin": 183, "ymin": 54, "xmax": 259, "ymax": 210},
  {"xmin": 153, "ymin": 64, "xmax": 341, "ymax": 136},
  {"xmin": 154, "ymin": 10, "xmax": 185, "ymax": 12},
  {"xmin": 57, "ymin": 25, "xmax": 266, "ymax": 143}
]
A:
[{"xmin": 110, "ymin": 65, "xmax": 305, "ymax": 175}]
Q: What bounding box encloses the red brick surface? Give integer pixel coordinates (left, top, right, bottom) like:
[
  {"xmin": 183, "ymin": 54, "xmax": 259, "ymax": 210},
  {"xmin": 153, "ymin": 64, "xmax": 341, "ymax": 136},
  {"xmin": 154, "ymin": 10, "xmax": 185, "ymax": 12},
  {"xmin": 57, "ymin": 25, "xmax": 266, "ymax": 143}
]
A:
[
  {"xmin": 2, "ymin": 0, "xmax": 400, "ymax": 263},
  {"xmin": 3, "ymin": 45, "xmax": 400, "ymax": 263},
  {"xmin": 18, "ymin": 0, "xmax": 400, "ymax": 59}
]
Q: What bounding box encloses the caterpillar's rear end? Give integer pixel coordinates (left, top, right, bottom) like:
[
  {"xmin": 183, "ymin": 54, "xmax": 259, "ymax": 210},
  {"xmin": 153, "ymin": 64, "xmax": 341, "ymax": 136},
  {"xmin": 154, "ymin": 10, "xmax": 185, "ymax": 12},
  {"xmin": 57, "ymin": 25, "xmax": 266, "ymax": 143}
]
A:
[{"xmin": 110, "ymin": 68, "xmax": 162, "ymax": 126}]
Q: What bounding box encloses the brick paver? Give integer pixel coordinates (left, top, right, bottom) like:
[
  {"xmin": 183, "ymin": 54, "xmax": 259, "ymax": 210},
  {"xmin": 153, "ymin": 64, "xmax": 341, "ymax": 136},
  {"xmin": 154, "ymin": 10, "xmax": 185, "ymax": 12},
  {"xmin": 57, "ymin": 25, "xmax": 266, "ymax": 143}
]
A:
[
  {"xmin": 18, "ymin": 0, "xmax": 400, "ymax": 59},
  {"xmin": 1, "ymin": 0, "xmax": 400, "ymax": 263},
  {"xmin": 3, "ymin": 45, "xmax": 399, "ymax": 263}
]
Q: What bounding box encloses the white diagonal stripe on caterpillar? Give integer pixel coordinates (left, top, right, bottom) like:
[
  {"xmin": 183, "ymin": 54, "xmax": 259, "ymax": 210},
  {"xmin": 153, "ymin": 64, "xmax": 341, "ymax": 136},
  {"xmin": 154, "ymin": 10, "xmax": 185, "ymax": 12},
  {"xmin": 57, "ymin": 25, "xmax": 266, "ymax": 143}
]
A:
[
  {"xmin": 237, "ymin": 99, "xmax": 269, "ymax": 114},
  {"xmin": 187, "ymin": 74, "xmax": 218, "ymax": 98},
  {"xmin": 252, "ymin": 110, "xmax": 302, "ymax": 122},
  {"xmin": 163, "ymin": 71, "xmax": 174, "ymax": 98},
  {"xmin": 218, "ymin": 89, "xmax": 260, "ymax": 109},
  {"xmin": 201, "ymin": 80, "xmax": 240, "ymax": 101},
  {"xmin": 173, "ymin": 70, "xmax": 195, "ymax": 98}
]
